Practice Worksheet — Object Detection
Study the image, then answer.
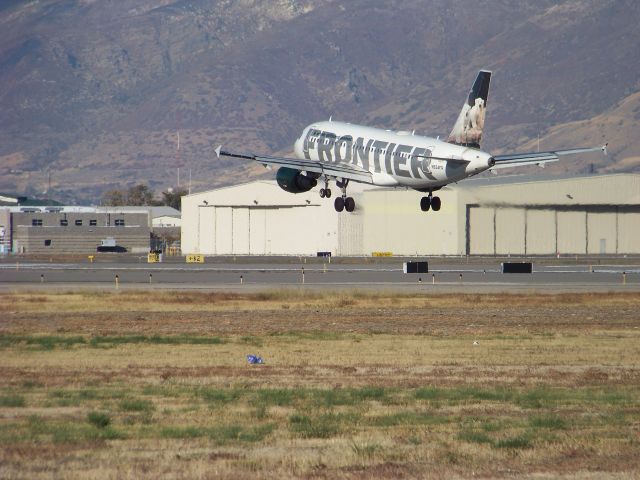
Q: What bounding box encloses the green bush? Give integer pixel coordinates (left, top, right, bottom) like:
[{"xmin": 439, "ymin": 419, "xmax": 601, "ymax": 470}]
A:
[
  {"xmin": 495, "ymin": 434, "xmax": 532, "ymax": 449},
  {"xmin": 87, "ymin": 411, "xmax": 111, "ymax": 429},
  {"xmin": 119, "ymin": 399, "xmax": 154, "ymax": 412}
]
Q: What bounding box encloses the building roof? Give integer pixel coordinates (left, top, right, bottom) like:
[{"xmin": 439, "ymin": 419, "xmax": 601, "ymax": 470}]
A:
[
  {"xmin": 0, "ymin": 193, "xmax": 63, "ymax": 207},
  {"xmin": 96, "ymin": 206, "xmax": 180, "ymax": 218},
  {"xmin": 0, "ymin": 205, "xmax": 181, "ymax": 217},
  {"xmin": 463, "ymin": 171, "xmax": 640, "ymax": 187}
]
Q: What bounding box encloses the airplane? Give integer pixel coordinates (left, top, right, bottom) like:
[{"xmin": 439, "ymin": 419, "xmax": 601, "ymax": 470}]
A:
[{"xmin": 216, "ymin": 70, "xmax": 607, "ymax": 213}]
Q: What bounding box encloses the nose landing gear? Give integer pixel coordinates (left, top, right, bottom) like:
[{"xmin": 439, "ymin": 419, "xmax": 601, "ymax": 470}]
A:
[{"xmin": 319, "ymin": 177, "xmax": 332, "ymax": 199}]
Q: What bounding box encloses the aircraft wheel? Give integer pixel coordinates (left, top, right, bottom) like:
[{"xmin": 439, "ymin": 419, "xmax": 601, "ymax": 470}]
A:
[
  {"xmin": 319, "ymin": 188, "xmax": 326, "ymax": 198},
  {"xmin": 325, "ymin": 188, "xmax": 332, "ymax": 198},
  {"xmin": 420, "ymin": 196, "xmax": 431, "ymax": 212},
  {"xmin": 431, "ymin": 196, "xmax": 441, "ymax": 211},
  {"xmin": 334, "ymin": 196, "xmax": 345, "ymax": 212},
  {"xmin": 345, "ymin": 197, "xmax": 355, "ymax": 212}
]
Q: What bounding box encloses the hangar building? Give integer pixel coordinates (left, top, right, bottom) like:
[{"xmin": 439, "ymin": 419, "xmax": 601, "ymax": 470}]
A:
[{"xmin": 181, "ymin": 174, "xmax": 640, "ymax": 256}]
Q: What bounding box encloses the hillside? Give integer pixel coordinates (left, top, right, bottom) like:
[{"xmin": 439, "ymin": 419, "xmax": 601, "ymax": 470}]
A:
[{"xmin": 0, "ymin": 0, "xmax": 638, "ymax": 203}]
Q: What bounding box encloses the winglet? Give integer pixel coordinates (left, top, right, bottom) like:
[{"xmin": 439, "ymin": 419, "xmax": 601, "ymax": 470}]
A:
[
  {"xmin": 602, "ymin": 143, "xmax": 608, "ymax": 156},
  {"xmin": 215, "ymin": 145, "xmax": 222, "ymax": 158}
]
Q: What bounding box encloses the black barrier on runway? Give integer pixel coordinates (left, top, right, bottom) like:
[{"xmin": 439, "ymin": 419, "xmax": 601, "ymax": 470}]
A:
[
  {"xmin": 403, "ymin": 261, "xmax": 428, "ymax": 273},
  {"xmin": 502, "ymin": 262, "xmax": 533, "ymax": 273}
]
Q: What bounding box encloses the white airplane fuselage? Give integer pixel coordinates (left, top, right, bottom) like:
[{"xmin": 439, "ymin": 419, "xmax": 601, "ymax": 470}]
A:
[{"xmin": 293, "ymin": 121, "xmax": 494, "ymax": 189}]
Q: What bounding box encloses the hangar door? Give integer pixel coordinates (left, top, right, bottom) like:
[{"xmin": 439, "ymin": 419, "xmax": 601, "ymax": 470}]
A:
[
  {"xmin": 618, "ymin": 212, "xmax": 640, "ymax": 253},
  {"xmin": 587, "ymin": 212, "xmax": 616, "ymax": 254},
  {"xmin": 212, "ymin": 207, "xmax": 254, "ymax": 255},
  {"xmin": 525, "ymin": 210, "xmax": 555, "ymax": 254},
  {"xmin": 249, "ymin": 209, "xmax": 267, "ymax": 255},
  {"xmin": 468, "ymin": 207, "xmax": 494, "ymax": 255},
  {"xmin": 468, "ymin": 205, "xmax": 637, "ymax": 256},
  {"xmin": 468, "ymin": 207, "xmax": 526, "ymax": 255},
  {"xmin": 557, "ymin": 211, "xmax": 586, "ymax": 254},
  {"xmin": 214, "ymin": 207, "xmax": 232, "ymax": 254},
  {"xmin": 232, "ymin": 208, "xmax": 250, "ymax": 255},
  {"xmin": 495, "ymin": 208, "xmax": 525, "ymax": 255}
]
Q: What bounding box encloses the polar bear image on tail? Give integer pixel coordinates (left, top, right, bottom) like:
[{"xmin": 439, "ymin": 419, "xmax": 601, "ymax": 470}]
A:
[
  {"xmin": 468, "ymin": 97, "xmax": 485, "ymax": 131},
  {"xmin": 447, "ymin": 70, "xmax": 491, "ymax": 148}
]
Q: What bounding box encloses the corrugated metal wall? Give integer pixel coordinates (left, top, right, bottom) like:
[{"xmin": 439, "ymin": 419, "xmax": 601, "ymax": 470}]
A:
[
  {"xmin": 362, "ymin": 189, "xmax": 462, "ymax": 255},
  {"xmin": 338, "ymin": 210, "xmax": 363, "ymax": 256}
]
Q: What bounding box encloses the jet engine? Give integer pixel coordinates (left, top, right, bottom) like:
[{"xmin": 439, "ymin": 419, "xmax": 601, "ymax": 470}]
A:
[{"xmin": 276, "ymin": 167, "xmax": 318, "ymax": 193}]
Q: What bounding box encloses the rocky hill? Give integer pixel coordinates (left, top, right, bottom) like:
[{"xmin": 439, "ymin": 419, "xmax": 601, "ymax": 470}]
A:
[{"xmin": 0, "ymin": 0, "xmax": 638, "ymax": 203}]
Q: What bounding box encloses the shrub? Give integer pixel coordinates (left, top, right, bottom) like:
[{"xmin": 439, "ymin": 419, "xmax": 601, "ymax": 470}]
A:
[{"xmin": 87, "ymin": 411, "xmax": 111, "ymax": 429}]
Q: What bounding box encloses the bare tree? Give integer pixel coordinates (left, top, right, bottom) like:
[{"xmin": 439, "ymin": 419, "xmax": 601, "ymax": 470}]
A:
[
  {"xmin": 102, "ymin": 189, "xmax": 126, "ymax": 206},
  {"xmin": 127, "ymin": 184, "xmax": 155, "ymax": 206},
  {"xmin": 161, "ymin": 187, "xmax": 188, "ymax": 211}
]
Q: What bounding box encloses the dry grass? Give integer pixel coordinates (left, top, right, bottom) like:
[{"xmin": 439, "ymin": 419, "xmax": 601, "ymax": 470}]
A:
[
  {"xmin": 2, "ymin": 290, "xmax": 638, "ymax": 314},
  {"xmin": 0, "ymin": 291, "xmax": 639, "ymax": 478}
]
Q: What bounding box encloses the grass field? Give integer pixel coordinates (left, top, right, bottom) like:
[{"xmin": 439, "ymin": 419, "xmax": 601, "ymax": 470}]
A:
[{"xmin": 0, "ymin": 290, "xmax": 639, "ymax": 479}]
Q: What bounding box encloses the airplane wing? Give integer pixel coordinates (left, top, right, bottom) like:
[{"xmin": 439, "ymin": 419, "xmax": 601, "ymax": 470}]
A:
[
  {"xmin": 491, "ymin": 144, "xmax": 607, "ymax": 169},
  {"xmin": 215, "ymin": 146, "xmax": 374, "ymax": 183}
]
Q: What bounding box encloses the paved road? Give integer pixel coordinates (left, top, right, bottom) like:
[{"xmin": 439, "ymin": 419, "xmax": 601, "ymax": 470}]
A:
[{"xmin": 1, "ymin": 259, "xmax": 638, "ymax": 293}]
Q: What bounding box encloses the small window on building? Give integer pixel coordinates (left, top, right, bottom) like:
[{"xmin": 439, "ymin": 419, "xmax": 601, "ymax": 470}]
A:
[
  {"xmin": 75, "ymin": 219, "xmax": 83, "ymax": 226},
  {"xmin": 32, "ymin": 219, "xmax": 43, "ymax": 226},
  {"xmin": 115, "ymin": 219, "xmax": 125, "ymax": 226},
  {"xmin": 89, "ymin": 219, "xmax": 97, "ymax": 226},
  {"xmin": 44, "ymin": 239, "xmax": 52, "ymax": 246},
  {"xmin": 60, "ymin": 219, "xmax": 68, "ymax": 226}
]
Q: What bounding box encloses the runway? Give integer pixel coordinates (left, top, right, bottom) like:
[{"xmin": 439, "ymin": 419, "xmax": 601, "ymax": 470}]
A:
[{"xmin": 1, "ymin": 257, "xmax": 638, "ymax": 293}]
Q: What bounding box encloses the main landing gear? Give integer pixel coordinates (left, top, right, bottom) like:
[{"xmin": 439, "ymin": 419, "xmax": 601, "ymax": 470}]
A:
[
  {"xmin": 334, "ymin": 195, "xmax": 355, "ymax": 213},
  {"xmin": 420, "ymin": 191, "xmax": 441, "ymax": 212},
  {"xmin": 322, "ymin": 178, "xmax": 355, "ymax": 213}
]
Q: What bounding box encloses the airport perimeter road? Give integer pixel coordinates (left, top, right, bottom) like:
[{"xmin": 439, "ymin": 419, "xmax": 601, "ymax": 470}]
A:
[{"xmin": 0, "ymin": 260, "xmax": 639, "ymax": 292}]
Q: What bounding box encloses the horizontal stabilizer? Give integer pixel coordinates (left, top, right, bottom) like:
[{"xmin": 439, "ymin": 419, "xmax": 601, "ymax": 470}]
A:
[{"xmin": 491, "ymin": 145, "xmax": 607, "ymax": 169}]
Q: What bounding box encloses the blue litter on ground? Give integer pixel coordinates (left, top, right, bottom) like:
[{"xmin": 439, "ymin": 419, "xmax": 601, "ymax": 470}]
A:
[{"xmin": 246, "ymin": 354, "xmax": 264, "ymax": 364}]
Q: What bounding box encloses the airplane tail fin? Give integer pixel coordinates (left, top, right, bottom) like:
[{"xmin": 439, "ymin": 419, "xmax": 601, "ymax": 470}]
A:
[{"xmin": 447, "ymin": 70, "xmax": 491, "ymax": 149}]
